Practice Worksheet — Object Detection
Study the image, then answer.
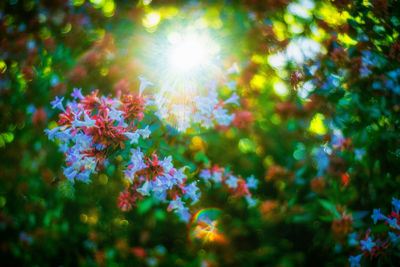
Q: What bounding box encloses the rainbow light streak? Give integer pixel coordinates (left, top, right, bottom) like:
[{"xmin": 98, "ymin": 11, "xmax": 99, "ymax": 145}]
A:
[{"xmin": 190, "ymin": 208, "xmax": 227, "ymax": 245}]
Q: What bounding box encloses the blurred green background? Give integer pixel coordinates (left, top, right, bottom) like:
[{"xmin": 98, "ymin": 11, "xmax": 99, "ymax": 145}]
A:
[{"xmin": 1, "ymin": 0, "xmax": 400, "ymax": 266}]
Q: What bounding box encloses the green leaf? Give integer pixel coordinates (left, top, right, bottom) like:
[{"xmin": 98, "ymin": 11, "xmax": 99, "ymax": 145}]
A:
[
  {"xmin": 194, "ymin": 151, "xmax": 209, "ymax": 164},
  {"xmin": 319, "ymin": 199, "xmax": 340, "ymax": 217},
  {"xmin": 154, "ymin": 209, "xmax": 166, "ymax": 221},
  {"xmin": 137, "ymin": 198, "xmax": 153, "ymax": 214}
]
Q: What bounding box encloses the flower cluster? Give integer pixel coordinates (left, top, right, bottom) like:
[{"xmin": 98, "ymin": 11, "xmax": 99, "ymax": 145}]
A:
[
  {"xmin": 147, "ymin": 66, "xmax": 240, "ymax": 132},
  {"xmin": 348, "ymin": 198, "xmax": 400, "ymax": 267},
  {"xmin": 199, "ymin": 166, "xmax": 258, "ymax": 207},
  {"xmin": 45, "ymin": 88, "xmax": 149, "ymax": 183},
  {"xmin": 46, "ymin": 86, "xmax": 202, "ymax": 221},
  {"xmin": 119, "ymin": 148, "xmax": 200, "ymax": 222},
  {"xmin": 45, "ymin": 73, "xmax": 245, "ymax": 222}
]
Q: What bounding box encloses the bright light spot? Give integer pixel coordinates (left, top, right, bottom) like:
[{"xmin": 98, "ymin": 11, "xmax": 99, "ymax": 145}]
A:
[
  {"xmin": 290, "ymin": 23, "xmax": 304, "ymax": 34},
  {"xmin": 0, "ymin": 60, "xmax": 7, "ymax": 74},
  {"xmin": 167, "ymin": 33, "xmax": 217, "ymax": 73},
  {"xmin": 190, "ymin": 208, "xmax": 226, "ymax": 245},
  {"xmin": 300, "ymin": 0, "xmax": 315, "ymax": 10},
  {"xmin": 309, "ymin": 113, "xmax": 327, "ymax": 135},
  {"xmin": 238, "ymin": 138, "xmax": 256, "ymax": 153},
  {"xmin": 286, "ymin": 38, "xmax": 322, "ymax": 64},
  {"xmin": 268, "ymin": 53, "xmax": 287, "ymax": 69},
  {"xmin": 167, "ymin": 32, "xmax": 181, "ymax": 44},
  {"xmin": 298, "ymin": 80, "xmax": 314, "ymax": 100},
  {"xmin": 72, "ymin": 0, "xmax": 85, "ymax": 6},
  {"xmin": 143, "ymin": 11, "xmax": 161, "ymax": 28},
  {"xmin": 288, "ymin": 2, "xmax": 311, "ymax": 19},
  {"xmin": 90, "ymin": 0, "xmax": 104, "ymax": 5},
  {"xmin": 274, "ymin": 81, "xmax": 289, "ymax": 96},
  {"xmin": 338, "ymin": 33, "xmax": 357, "ymax": 46},
  {"xmin": 193, "ymin": 220, "xmax": 226, "ymax": 243},
  {"xmin": 144, "ymin": 29, "xmax": 223, "ymax": 132},
  {"xmin": 103, "ymin": 1, "xmax": 115, "ymax": 17}
]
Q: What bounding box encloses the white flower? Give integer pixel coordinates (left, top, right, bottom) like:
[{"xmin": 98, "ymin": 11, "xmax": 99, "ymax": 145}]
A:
[{"xmin": 138, "ymin": 76, "xmax": 154, "ymax": 96}]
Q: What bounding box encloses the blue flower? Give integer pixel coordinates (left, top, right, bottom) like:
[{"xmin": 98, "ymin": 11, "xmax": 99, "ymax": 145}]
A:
[
  {"xmin": 354, "ymin": 149, "xmax": 365, "ymax": 161},
  {"xmin": 245, "ymin": 196, "xmax": 257, "ymax": 207},
  {"xmin": 168, "ymin": 196, "xmax": 185, "ymax": 211},
  {"xmin": 348, "ymin": 232, "xmax": 358, "ymax": 246},
  {"xmin": 54, "ymin": 129, "xmax": 73, "ymax": 143},
  {"xmin": 226, "ymin": 62, "xmax": 240, "ymax": 74},
  {"xmin": 109, "ymin": 107, "xmax": 125, "ymax": 123},
  {"xmin": 137, "ymin": 181, "xmax": 152, "ymax": 196},
  {"xmin": 359, "ymin": 66, "xmax": 372, "ymax": 78},
  {"xmin": 200, "ymin": 169, "xmax": 212, "ymax": 181},
  {"xmin": 124, "ymin": 132, "xmax": 140, "ymax": 144},
  {"xmin": 392, "ymin": 197, "xmax": 400, "ymax": 213},
  {"xmin": 27, "ymin": 104, "xmax": 36, "ymax": 114},
  {"xmin": 152, "ymin": 190, "xmax": 167, "ymax": 202},
  {"xmin": 95, "ymin": 143, "xmax": 106, "ymax": 151},
  {"xmin": 75, "ymin": 169, "xmax": 92, "ymax": 183},
  {"xmin": 44, "ymin": 127, "xmax": 61, "ymax": 141},
  {"xmin": 184, "ymin": 182, "xmax": 201, "ymax": 204},
  {"xmin": 153, "ymin": 175, "xmax": 174, "ymax": 190},
  {"xmin": 330, "ymin": 128, "xmax": 344, "ymax": 147},
  {"xmin": 72, "ymin": 112, "xmax": 96, "ymax": 128},
  {"xmin": 59, "ymin": 143, "xmax": 69, "ymax": 153},
  {"xmin": 371, "ymin": 209, "xmax": 386, "ymax": 224},
  {"xmin": 387, "ymin": 218, "xmax": 400, "ymax": 230},
  {"xmin": 50, "ymin": 96, "xmax": 65, "ymax": 111},
  {"xmin": 225, "ymin": 175, "xmax": 238, "ymax": 188},
  {"xmin": 173, "ymin": 167, "xmax": 186, "ymax": 183},
  {"xmin": 124, "ymin": 148, "xmax": 146, "ymax": 182},
  {"xmin": 314, "ymin": 147, "xmax": 329, "ymax": 176},
  {"xmin": 389, "ymin": 232, "xmax": 400, "ymax": 244},
  {"xmin": 168, "ymin": 197, "xmax": 191, "ymax": 222},
  {"xmin": 225, "ymin": 80, "xmax": 237, "ymax": 91},
  {"xmin": 71, "ymin": 88, "xmax": 84, "ymax": 100},
  {"xmin": 225, "ymin": 92, "xmax": 239, "ymax": 105},
  {"xmin": 246, "ymin": 175, "xmax": 258, "ymax": 189},
  {"xmin": 160, "ymin": 156, "xmax": 173, "ymax": 173},
  {"xmin": 124, "ymin": 126, "xmax": 151, "ymax": 144},
  {"xmin": 63, "ymin": 166, "xmax": 78, "ymax": 183},
  {"xmin": 211, "ymin": 172, "xmax": 222, "ymax": 183},
  {"xmin": 213, "ymin": 107, "xmax": 234, "ymax": 126},
  {"xmin": 136, "ymin": 125, "xmax": 151, "ymax": 139},
  {"xmin": 348, "ymin": 254, "xmax": 362, "ymax": 267},
  {"xmin": 194, "ymin": 95, "xmax": 216, "ymax": 116},
  {"xmin": 176, "ymin": 206, "xmax": 191, "ymax": 222},
  {"xmin": 360, "ymin": 237, "xmax": 375, "ymax": 252}
]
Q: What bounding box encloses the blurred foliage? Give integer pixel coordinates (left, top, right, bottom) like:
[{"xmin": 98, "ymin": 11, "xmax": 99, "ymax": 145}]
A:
[{"xmin": 1, "ymin": 0, "xmax": 400, "ymax": 266}]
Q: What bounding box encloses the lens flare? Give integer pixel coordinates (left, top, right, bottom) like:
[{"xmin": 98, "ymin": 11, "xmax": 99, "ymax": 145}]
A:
[
  {"xmin": 139, "ymin": 26, "xmax": 228, "ymax": 132},
  {"xmin": 163, "ymin": 30, "xmax": 220, "ymax": 81},
  {"xmin": 189, "ymin": 208, "xmax": 227, "ymax": 245},
  {"xmin": 143, "ymin": 11, "xmax": 161, "ymax": 29},
  {"xmin": 168, "ymin": 33, "xmax": 210, "ymax": 72}
]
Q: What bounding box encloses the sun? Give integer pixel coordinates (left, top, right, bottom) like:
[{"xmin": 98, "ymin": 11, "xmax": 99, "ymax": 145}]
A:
[
  {"xmin": 168, "ymin": 33, "xmax": 210, "ymax": 72},
  {"xmin": 165, "ymin": 31, "xmax": 219, "ymax": 76}
]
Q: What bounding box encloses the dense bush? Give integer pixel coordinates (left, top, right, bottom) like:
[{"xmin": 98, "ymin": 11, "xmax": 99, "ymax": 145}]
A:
[{"xmin": 1, "ymin": 0, "xmax": 400, "ymax": 266}]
